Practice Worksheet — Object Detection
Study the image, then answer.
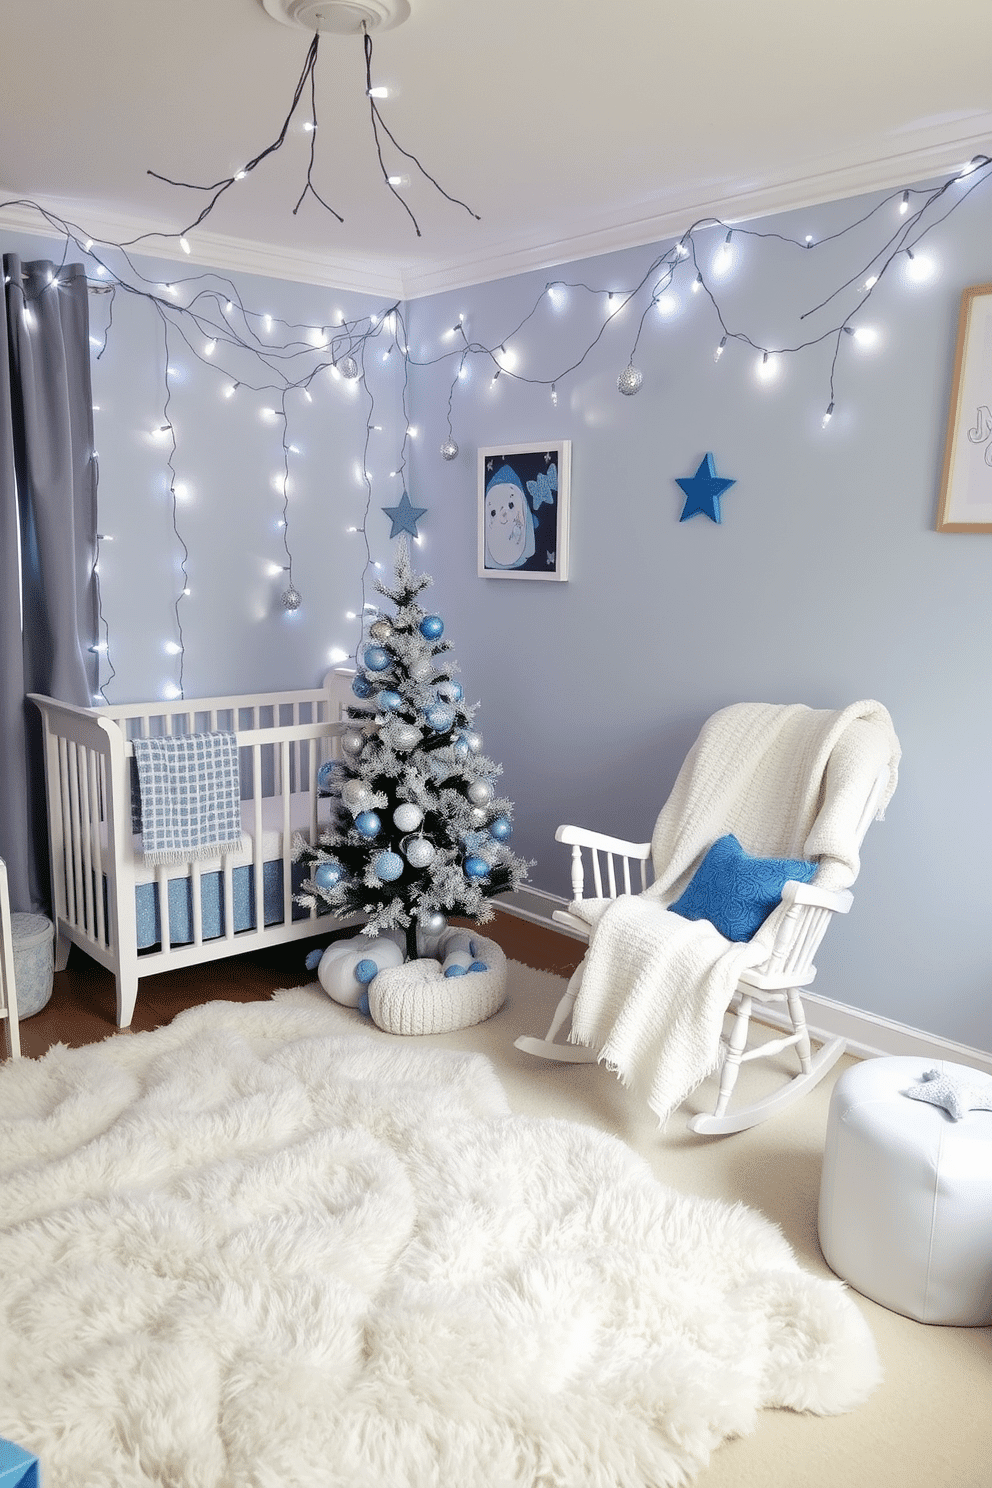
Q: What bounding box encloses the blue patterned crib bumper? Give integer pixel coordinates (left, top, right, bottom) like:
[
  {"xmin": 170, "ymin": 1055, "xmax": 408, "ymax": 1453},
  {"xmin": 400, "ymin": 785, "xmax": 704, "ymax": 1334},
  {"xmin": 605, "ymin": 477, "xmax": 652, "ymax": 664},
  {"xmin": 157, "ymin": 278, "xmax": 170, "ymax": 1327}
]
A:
[{"xmin": 108, "ymin": 790, "xmax": 330, "ymax": 951}]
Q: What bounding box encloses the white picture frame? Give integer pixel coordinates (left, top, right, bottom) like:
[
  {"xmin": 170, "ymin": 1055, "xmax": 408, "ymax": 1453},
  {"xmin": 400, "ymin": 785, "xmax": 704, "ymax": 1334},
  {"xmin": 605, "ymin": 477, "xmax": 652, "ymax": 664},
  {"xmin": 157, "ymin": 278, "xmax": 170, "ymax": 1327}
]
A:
[{"xmin": 478, "ymin": 441, "xmax": 571, "ymax": 580}]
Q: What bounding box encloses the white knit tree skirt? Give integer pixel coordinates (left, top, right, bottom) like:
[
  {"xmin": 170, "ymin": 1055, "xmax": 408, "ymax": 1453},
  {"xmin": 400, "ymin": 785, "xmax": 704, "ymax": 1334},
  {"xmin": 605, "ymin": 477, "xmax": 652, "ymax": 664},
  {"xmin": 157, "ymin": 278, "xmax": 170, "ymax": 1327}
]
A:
[{"xmin": 369, "ymin": 933, "xmax": 507, "ymax": 1036}]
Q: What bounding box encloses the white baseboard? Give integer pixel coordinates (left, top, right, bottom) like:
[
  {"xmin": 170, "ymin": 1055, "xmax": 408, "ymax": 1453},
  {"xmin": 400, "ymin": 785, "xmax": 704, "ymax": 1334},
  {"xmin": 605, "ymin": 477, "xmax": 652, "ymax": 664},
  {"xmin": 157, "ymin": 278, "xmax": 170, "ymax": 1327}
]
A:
[{"xmin": 497, "ymin": 888, "xmax": 992, "ymax": 1077}]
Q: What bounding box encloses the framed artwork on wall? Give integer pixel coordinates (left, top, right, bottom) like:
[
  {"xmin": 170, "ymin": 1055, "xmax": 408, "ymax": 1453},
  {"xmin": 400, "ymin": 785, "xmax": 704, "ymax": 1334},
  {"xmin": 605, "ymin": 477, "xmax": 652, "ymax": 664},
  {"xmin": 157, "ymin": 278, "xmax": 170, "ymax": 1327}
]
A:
[
  {"xmin": 478, "ymin": 441, "xmax": 571, "ymax": 580},
  {"xmin": 937, "ymin": 282, "xmax": 992, "ymax": 532}
]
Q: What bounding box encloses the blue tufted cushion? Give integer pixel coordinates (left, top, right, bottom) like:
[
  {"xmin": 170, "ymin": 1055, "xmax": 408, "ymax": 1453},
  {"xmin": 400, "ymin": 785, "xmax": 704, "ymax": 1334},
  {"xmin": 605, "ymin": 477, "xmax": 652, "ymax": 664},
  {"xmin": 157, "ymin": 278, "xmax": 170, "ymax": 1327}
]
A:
[{"xmin": 668, "ymin": 833, "xmax": 816, "ymax": 942}]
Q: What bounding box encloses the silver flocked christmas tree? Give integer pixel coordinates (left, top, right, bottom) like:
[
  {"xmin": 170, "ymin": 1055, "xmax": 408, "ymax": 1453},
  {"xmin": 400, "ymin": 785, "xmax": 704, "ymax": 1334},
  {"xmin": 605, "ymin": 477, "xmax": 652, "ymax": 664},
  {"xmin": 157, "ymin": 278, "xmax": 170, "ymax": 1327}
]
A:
[{"xmin": 295, "ymin": 540, "xmax": 530, "ymax": 961}]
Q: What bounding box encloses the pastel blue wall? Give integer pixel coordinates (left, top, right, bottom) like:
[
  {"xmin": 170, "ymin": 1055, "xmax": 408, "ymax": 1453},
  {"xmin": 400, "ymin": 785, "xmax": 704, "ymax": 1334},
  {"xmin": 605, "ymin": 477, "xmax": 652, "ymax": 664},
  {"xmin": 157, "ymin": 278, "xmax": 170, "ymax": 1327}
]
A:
[
  {"xmin": 5, "ymin": 169, "xmax": 991, "ymax": 1053},
  {"xmin": 405, "ymin": 183, "xmax": 992, "ymax": 1054}
]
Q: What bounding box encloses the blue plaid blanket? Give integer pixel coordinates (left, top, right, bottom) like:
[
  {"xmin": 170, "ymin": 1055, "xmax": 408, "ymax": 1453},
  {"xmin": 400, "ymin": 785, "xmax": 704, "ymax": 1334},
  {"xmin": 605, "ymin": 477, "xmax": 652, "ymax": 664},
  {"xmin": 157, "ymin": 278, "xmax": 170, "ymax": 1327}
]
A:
[{"xmin": 132, "ymin": 732, "xmax": 244, "ymax": 866}]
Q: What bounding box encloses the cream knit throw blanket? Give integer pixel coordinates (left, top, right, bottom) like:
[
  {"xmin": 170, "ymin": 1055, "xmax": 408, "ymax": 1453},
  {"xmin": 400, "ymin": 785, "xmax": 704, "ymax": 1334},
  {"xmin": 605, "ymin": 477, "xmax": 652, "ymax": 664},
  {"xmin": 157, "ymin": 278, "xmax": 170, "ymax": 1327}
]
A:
[{"xmin": 568, "ymin": 700, "xmax": 900, "ymax": 1124}]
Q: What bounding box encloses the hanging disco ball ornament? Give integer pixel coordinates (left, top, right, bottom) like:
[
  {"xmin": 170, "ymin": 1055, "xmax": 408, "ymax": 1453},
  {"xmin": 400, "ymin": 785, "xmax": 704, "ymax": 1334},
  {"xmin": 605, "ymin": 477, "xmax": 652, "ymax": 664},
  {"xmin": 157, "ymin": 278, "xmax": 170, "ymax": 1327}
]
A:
[
  {"xmin": 280, "ymin": 585, "xmax": 302, "ymax": 611},
  {"xmin": 339, "ymin": 356, "xmax": 360, "ymax": 379},
  {"xmin": 617, "ymin": 365, "xmax": 643, "ymax": 396},
  {"xmin": 440, "ymin": 439, "xmax": 459, "ymax": 461}
]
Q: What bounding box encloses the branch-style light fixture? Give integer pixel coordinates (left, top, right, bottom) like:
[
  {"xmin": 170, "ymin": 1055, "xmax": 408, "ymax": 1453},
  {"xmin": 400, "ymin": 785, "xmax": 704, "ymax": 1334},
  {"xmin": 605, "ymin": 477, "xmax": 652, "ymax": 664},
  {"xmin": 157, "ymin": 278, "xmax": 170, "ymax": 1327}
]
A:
[{"xmin": 146, "ymin": 0, "xmax": 479, "ymax": 246}]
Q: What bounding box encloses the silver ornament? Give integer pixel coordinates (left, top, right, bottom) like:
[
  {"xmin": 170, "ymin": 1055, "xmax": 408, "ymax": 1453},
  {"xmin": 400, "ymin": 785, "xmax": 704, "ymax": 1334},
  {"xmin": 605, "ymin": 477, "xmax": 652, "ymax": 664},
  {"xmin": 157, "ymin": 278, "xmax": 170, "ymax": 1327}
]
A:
[
  {"xmin": 341, "ymin": 779, "xmax": 373, "ymax": 813},
  {"xmin": 404, "ymin": 836, "xmax": 436, "ymax": 869},
  {"xmin": 393, "ymin": 802, "xmax": 424, "ymax": 833},
  {"xmin": 341, "ymin": 730, "xmax": 365, "ymax": 756},
  {"xmin": 467, "ymin": 779, "xmax": 493, "ymax": 806},
  {"xmin": 617, "ymin": 364, "xmax": 643, "ymax": 396},
  {"xmin": 410, "ymin": 656, "xmax": 433, "ymax": 681},
  {"xmin": 280, "ymin": 586, "xmax": 302, "ymax": 611},
  {"xmin": 418, "ymin": 909, "xmax": 446, "ymax": 935},
  {"xmin": 470, "ymin": 807, "xmax": 488, "ymax": 825},
  {"xmin": 463, "ymin": 730, "xmax": 482, "ymax": 753},
  {"xmin": 392, "ymin": 723, "xmax": 423, "ymax": 751},
  {"xmin": 339, "ymin": 356, "xmax": 360, "ymax": 380},
  {"xmin": 369, "ymin": 618, "xmax": 393, "ymax": 642},
  {"xmin": 440, "ymin": 439, "xmax": 459, "ymax": 461}
]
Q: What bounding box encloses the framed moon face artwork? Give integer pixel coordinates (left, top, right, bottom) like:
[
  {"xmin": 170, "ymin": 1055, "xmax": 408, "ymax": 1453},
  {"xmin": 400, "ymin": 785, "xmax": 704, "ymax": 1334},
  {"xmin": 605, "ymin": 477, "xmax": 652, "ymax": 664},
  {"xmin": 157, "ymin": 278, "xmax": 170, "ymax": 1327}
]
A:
[{"xmin": 477, "ymin": 441, "xmax": 571, "ymax": 580}]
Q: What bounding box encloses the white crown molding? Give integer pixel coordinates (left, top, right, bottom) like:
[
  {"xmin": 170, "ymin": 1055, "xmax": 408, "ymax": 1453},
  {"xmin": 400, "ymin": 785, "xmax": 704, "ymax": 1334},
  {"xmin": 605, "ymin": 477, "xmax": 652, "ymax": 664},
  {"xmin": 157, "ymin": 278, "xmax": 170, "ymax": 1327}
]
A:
[
  {"xmin": 0, "ymin": 192, "xmax": 407, "ymax": 298},
  {"xmin": 3, "ymin": 124, "xmax": 990, "ymax": 301},
  {"xmin": 396, "ymin": 126, "xmax": 992, "ymax": 297}
]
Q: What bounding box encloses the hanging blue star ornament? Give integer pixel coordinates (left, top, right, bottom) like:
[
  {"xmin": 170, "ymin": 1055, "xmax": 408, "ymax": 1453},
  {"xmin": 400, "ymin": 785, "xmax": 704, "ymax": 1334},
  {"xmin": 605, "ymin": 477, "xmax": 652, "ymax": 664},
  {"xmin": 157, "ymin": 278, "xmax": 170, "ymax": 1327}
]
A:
[
  {"xmin": 382, "ymin": 490, "xmax": 428, "ymax": 539},
  {"xmin": 675, "ymin": 453, "xmax": 737, "ymax": 523}
]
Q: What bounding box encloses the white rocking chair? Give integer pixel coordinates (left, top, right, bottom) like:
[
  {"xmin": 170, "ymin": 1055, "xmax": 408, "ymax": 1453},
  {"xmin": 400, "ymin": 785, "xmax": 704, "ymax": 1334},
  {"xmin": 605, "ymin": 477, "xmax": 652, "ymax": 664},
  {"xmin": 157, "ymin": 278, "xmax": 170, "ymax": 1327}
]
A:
[{"xmin": 516, "ymin": 704, "xmax": 896, "ymax": 1135}]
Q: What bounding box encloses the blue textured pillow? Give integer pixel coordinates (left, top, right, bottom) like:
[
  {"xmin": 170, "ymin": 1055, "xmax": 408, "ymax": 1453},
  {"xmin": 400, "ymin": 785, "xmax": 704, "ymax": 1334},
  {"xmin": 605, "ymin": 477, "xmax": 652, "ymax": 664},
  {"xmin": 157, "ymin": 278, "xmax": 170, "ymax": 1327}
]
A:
[{"xmin": 668, "ymin": 834, "xmax": 816, "ymax": 942}]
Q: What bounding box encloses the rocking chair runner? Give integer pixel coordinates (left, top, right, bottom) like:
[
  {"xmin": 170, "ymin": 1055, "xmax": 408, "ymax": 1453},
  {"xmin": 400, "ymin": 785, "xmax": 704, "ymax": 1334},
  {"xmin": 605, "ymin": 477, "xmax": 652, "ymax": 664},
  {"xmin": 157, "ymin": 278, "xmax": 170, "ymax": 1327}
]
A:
[{"xmin": 515, "ymin": 700, "xmax": 900, "ymax": 1135}]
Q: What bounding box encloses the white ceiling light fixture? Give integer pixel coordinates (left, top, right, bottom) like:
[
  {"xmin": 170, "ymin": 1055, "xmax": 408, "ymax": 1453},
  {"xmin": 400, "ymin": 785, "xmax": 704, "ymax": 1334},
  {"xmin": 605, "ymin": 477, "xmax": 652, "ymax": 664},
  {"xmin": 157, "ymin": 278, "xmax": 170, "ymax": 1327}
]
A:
[{"xmin": 261, "ymin": 0, "xmax": 410, "ymax": 33}]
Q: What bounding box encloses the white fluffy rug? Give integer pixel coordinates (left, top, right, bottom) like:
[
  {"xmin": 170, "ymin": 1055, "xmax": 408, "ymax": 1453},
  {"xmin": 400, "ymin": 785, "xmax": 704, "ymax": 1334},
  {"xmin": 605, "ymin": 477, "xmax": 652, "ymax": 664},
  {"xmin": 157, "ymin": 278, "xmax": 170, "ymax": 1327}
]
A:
[{"xmin": 0, "ymin": 985, "xmax": 880, "ymax": 1488}]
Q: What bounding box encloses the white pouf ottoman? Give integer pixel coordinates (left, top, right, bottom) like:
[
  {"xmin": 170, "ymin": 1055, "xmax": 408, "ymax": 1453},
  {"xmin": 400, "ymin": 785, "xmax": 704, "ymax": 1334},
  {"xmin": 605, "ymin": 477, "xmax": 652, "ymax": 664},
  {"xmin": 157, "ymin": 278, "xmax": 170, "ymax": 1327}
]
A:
[
  {"xmin": 11, "ymin": 913, "xmax": 55, "ymax": 1018},
  {"xmin": 818, "ymin": 1056, "xmax": 992, "ymax": 1325}
]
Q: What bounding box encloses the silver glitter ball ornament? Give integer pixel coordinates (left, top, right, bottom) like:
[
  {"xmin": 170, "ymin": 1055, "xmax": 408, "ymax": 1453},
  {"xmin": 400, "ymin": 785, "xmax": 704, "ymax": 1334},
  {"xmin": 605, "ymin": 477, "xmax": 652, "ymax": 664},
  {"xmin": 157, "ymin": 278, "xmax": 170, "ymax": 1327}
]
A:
[
  {"xmin": 440, "ymin": 440, "xmax": 459, "ymax": 461},
  {"xmin": 463, "ymin": 730, "xmax": 482, "ymax": 753},
  {"xmin": 280, "ymin": 586, "xmax": 302, "ymax": 611},
  {"xmin": 393, "ymin": 802, "xmax": 424, "ymax": 833},
  {"xmin": 419, "ymin": 909, "xmax": 447, "ymax": 935},
  {"xmin": 369, "ymin": 618, "xmax": 393, "ymax": 642},
  {"xmin": 404, "ymin": 836, "xmax": 436, "ymax": 869},
  {"xmin": 339, "ymin": 356, "xmax": 360, "ymax": 380},
  {"xmin": 392, "ymin": 723, "xmax": 423, "ymax": 751},
  {"xmin": 341, "ymin": 729, "xmax": 365, "ymax": 756},
  {"xmin": 617, "ymin": 365, "xmax": 643, "ymax": 396},
  {"xmin": 341, "ymin": 779, "xmax": 373, "ymax": 813},
  {"xmin": 468, "ymin": 779, "xmax": 493, "ymax": 807}
]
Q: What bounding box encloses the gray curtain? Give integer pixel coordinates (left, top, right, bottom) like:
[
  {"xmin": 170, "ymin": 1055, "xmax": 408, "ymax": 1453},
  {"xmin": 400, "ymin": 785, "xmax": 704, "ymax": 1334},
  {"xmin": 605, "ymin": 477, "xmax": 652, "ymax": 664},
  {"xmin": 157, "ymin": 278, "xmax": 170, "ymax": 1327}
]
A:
[{"xmin": 0, "ymin": 255, "xmax": 98, "ymax": 914}]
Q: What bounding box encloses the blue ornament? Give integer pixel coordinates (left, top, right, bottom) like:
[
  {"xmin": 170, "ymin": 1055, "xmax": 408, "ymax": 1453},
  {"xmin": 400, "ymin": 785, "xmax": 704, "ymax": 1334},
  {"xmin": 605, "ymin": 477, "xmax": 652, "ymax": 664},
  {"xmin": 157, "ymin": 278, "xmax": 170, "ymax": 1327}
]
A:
[
  {"xmin": 444, "ymin": 963, "xmax": 468, "ymax": 978},
  {"xmin": 464, "ymin": 855, "xmax": 490, "ymax": 880},
  {"xmin": 426, "ymin": 702, "xmax": 456, "ymax": 732},
  {"xmin": 364, "ymin": 645, "xmax": 390, "ymax": 672},
  {"xmin": 675, "ymin": 453, "xmax": 737, "ymax": 524},
  {"xmin": 355, "ymin": 810, "xmax": 381, "ymax": 838},
  {"xmin": 352, "ymin": 674, "xmax": 374, "ymax": 699},
  {"xmin": 452, "ymin": 736, "xmax": 469, "ymax": 760},
  {"xmin": 354, "ymin": 958, "xmax": 379, "ymax": 984},
  {"xmin": 420, "ymin": 614, "xmax": 444, "ymax": 639},
  {"xmin": 468, "ymin": 961, "xmax": 489, "ymax": 973},
  {"xmin": 316, "ymin": 759, "xmax": 346, "ymax": 792},
  {"xmin": 357, "ymin": 990, "xmax": 371, "ymax": 1016},
  {"xmin": 382, "ymin": 490, "xmax": 428, "ymax": 539},
  {"xmin": 314, "ymin": 861, "xmax": 344, "ymax": 890},
  {"xmin": 489, "ymin": 816, "xmax": 512, "ymax": 842},
  {"xmin": 374, "ymin": 850, "xmax": 404, "ymax": 882},
  {"xmin": 376, "ymin": 689, "xmax": 402, "ymax": 712}
]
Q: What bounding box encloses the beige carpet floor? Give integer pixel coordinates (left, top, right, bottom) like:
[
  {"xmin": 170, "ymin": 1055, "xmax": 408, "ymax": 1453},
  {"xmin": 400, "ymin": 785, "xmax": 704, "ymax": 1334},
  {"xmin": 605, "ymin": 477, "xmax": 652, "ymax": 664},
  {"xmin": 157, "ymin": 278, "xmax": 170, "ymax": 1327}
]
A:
[{"xmin": 334, "ymin": 956, "xmax": 992, "ymax": 1488}]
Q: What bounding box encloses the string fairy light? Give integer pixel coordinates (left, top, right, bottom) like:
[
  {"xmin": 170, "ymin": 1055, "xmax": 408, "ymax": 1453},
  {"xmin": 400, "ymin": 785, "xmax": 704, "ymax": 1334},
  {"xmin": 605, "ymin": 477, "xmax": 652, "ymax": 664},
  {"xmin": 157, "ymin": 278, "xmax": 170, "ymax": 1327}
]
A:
[{"xmin": 4, "ymin": 150, "xmax": 991, "ymax": 698}]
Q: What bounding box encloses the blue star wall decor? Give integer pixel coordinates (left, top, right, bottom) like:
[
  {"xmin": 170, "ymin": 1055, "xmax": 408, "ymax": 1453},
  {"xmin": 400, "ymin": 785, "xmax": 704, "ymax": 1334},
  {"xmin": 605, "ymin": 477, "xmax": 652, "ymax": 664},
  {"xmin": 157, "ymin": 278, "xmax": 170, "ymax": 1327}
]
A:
[
  {"xmin": 382, "ymin": 490, "xmax": 428, "ymax": 539},
  {"xmin": 675, "ymin": 453, "xmax": 737, "ymax": 523}
]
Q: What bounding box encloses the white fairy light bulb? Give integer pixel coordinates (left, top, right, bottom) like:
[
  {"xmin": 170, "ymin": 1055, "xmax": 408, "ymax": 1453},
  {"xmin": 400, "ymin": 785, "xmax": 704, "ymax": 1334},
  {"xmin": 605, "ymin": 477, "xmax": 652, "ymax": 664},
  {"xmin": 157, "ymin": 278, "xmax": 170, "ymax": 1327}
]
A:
[
  {"xmin": 863, "ymin": 275, "xmax": 878, "ymax": 291},
  {"xmin": 180, "ymin": 236, "xmax": 191, "ymax": 254},
  {"xmin": 713, "ymin": 231, "xmax": 734, "ymax": 276},
  {"xmin": 853, "ymin": 326, "xmax": 879, "ymax": 349},
  {"xmin": 367, "ymin": 85, "xmax": 389, "ymax": 98},
  {"xmin": 204, "ymin": 339, "xmax": 216, "ymax": 356},
  {"xmin": 655, "ymin": 292, "xmax": 678, "ymax": 317},
  {"xmin": 714, "ymin": 335, "xmax": 728, "ymax": 362},
  {"xmin": 821, "ymin": 401, "xmax": 835, "ymax": 429},
  {"xmin": 756, "ymin": 351, "xmax": 780, "ymax": 382},
  {"xmin": 235, "ymin": 170, "xmax": 247, "ymax": 181},
  {"xmin": 904, "ymin": 249, "xmax": 937, "ymax": 283},
  {"xmin": 164, "ymin": 640, "xmax": 182, "ymax": 655},
  {"xmin": 163, "ymin": 683, "xmax": 182, "ymax": 701},
  {"xmin": 547, "ymin": 283, "xmax": 568, "ymax": 310},
  {"xmin": 900, "ymin": 191, "xmax": 910, "ymax": 215}
]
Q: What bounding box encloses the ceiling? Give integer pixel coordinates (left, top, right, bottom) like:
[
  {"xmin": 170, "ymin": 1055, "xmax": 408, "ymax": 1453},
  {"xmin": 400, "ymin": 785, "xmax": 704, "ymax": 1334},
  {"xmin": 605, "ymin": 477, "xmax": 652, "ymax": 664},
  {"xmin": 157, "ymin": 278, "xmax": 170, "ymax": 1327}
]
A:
[{"xmin": 2, "ymin": 0, "xmax": 990, "ymax": 298}]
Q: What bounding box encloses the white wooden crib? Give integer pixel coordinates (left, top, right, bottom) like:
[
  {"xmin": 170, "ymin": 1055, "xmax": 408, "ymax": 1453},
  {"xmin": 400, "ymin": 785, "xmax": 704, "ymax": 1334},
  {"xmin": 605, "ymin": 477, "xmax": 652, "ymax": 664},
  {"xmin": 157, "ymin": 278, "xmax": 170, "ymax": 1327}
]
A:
[{"xmin": 29, "ymin": 674, "xmax": 353, "ymax": 1029}]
